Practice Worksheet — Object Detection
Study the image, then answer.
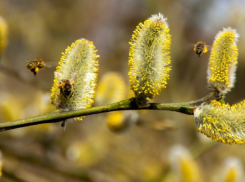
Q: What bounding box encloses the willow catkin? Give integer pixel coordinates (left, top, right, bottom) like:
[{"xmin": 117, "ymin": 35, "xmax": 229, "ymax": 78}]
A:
[
  {"xmin": 128, "ymin": 13, "xmax": 171, "ymax": 107},
  {"xmin": 0, "ymin": 16, "xmax": 8, "ymax": 54},
  {"xmin": 218, "ymin": 157, "xmax": 244, "ymax": 182},
  {"xmin": 207, "ymin": 27, "xmax": 239, "ymax": 94},
  {"xmin": 169, "ymin": 145, "xmax": 203, "ymax": 182},
  {"xmin": 194, "ymin": 100, "xmax": 245, "ymax": 144},
  {"xmin": 50, "ymin": 38, "xmax": 99, "ymax": 121}
]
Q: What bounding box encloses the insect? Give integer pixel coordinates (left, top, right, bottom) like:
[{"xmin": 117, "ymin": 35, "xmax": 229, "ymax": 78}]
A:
[
  {"xmin": 55, "ymin": 72, "xmax": 77, "ymax": 99},
  {"xmin": 193, "ymin": 41, "xmax": 210, "ymax": 57},
  {"xmin": 26, "ymin": 58, "xmax": 52, "ymax": 77}
]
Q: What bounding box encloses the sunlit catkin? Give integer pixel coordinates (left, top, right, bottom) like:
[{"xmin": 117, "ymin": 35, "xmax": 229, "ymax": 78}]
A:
[
  {"xmin": 169, "ymin": 145, "xmax": 203, "ymax": 182},
  {"xmin": 128, "ymin": 13, "xmax": 171, "ymax": 107},
  {"xmin": 0, "ymin": 16, "xmax": 8, "ymax": 55},
  {"xmin": 95, "ymin": 72, "xmax": 138, "ymax": 133},
  {"xmin": 96, "ymin": 72, "xmax": 126, "ymax": 105},
  {"xmin": 207, "ymin": 28, "xmax": 239, "ymax": 94},
  {"xmin": 50, "ymin": 38, "xmax": 99, "ymax": 121},
  {"xmin": 194, "ymin": 100, "xmax": 245, "ymax": 144},
  {"xmin": 106, "ymin": 111, "xmax": 138, "ymax": 133},
  {"xmin": 218, "ymin": 157, "xmax": 244, "ymax": 182}
]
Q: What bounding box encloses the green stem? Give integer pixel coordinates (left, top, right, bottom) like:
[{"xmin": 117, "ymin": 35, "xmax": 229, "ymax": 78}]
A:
[{"xmin": 0, "ymin": 92, "xmax": 220, "ymax": 132}]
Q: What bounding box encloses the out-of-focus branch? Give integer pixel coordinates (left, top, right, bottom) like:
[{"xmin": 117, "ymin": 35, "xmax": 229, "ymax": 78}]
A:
[
  {"xmin": 0, "ymin": 141, "xmax": 92, "ymax": 181},
  {"xmin": 0, "ymin": 92, "xmax": 221, "ymax": 132},
  {"xmin": 0, "ymin": 64, "xmax": 50, "ymax": 91}
]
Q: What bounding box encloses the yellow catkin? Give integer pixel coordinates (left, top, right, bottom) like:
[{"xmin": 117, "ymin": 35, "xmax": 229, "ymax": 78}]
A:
[
  {"xmin": 207, "ymin": 28, "xmax": 239, "ymax": 94},
  {"xmin": 194, "ymin": 100, "xmax": 245, "ymax": 144},
  {"xmin": 128, "ymin": 13, "xmax": 171, "ymax": 107},
  {"xmin": 106, "ymin": 111, "xmax": 138, "ymax": 133},
  {"xmin": 218, "ymin": 157, "xmax": 244, "ymax": 182},
  {"xmin": 225, "ymin": 168, "xmax": 237, "ymax": 182},
  {"xmin": 0, "ymin": 16, "xmax": 8, "ymax": 55},
  {"xmin": 50, "ymin": 38, "xmax": 99, "ymax": 121},
  {"xmin": 106, "ymin": 111, "xmax": 125, "ymax": 132},
  {"xmin": 96, "ymin": 72, "xmax": 126, "ymax": 105},
  {"xmin": 0, "ymin": 151, "xmax": 2, "ymax": 178},
  {"xmin": 66, "ymin": 140, "xmax": 106, "ymax": 167},
  {"xmin": 95, "ymin": 72, "xmax": 138, "ymax": 133},
  {"xmin": 169, "ymin": 145, "xmax": 203, "ymax": 182}
]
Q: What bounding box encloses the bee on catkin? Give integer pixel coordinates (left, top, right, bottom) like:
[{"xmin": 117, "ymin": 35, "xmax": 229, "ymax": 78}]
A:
[
  {"xmin": 50, "ymin": 38, "xmax": 99, "ymax": 125},
  {"xmin": 55, "ymin": 72, "xmax": 76, "ymax": 99},
  {"xmin": 26, "ymin": 58, "xmax": 52, "ymax": 77}
]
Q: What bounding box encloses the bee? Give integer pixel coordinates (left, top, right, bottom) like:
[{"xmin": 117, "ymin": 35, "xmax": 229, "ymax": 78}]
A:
[
  {"xmin": 193, "ymin": 41, "xmax": 210, "ymax": 57},
  {"xmin": 54, "ymin": 72, "xmax": 77, "ymax": 99},
  {"xmin": 26, "ymin": 58, "xmax": 52, "ymax": 77}
]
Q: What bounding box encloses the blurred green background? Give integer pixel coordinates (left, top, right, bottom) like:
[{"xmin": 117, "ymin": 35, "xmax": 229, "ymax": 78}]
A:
[{"xmin": 0, "ymin": 0, "xmax": 245, "ymax": 181}]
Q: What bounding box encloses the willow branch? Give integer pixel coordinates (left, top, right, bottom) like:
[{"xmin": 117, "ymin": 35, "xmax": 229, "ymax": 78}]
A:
[{"xmin": 0, "ymin": 92, "xmax": 220, "ymax": 132}]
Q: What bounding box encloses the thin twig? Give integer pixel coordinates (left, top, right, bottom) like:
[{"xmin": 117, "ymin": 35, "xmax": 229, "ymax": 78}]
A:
[{"xmin": 0, "ymin": 92, "xmax": 220, "ymax": 132}]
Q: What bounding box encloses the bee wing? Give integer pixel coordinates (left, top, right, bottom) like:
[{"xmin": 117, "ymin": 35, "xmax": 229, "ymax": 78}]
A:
[
  {"xmin": 69, "ymin": 72, "xmax": 77, "ymax": 82},
  {"xmin": 44, "ymin": 61, "xmax": 56, "ymax": 68},
  {"xmin": 206, "ymin": 44, "xmax": 212, "ymax": 50},
  {"xmin": 54, "ymin": 71, "xmax": 63, "ymax": 82},
  {"xmin": 44, "ymin": 62, "xmax": 53, "ymax": 68}
]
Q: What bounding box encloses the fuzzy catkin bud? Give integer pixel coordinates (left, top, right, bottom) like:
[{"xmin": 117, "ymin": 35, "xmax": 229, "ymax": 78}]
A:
[
  {"xmin": 194, "ymin": 100, "xmax": 245, "ymax": 144},
  {"xmin": 106, "ymin": 111, "xmax": 138, "ymax": 133},
  {"xmin": 207, "ymin": 28, "xmax": 239, "ymax": 94},
  {"xmin": 50, "ymin": 38, "xmax": 99, "ymax": 121},
  {"xmin": 169, "ymin": 145, "xmax": 203, "ymax": 182},
  {"xmin": 218, "ymin": 157, "xmax": 244, "ymax": 182},
  {"xmin": 0, "ymin": 16, "xmax": 8, "ymax": 55},
  {"xmin": 128, "ymin": 13, "xmax": 171, "ymax": 107},
  {"xmin": 96, "ymin": 72, "xmax": 126, "ymax": 105}
]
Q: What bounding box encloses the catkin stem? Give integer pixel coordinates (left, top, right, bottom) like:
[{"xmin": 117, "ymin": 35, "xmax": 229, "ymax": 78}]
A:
[{"xmin": 0, "ymin": 92, "xmax": 220, "ymax": 132}]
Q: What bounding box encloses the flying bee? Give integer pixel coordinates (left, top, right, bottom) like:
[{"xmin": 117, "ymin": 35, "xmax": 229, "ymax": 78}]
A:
[
  {"xmin": 193, "ymin": 41, "xmax": 210, "ymax": 57},
  {"xmin": 54, "ymin": 72, "xmax": 77, "ymax": 99},
  {"xmin": 26, "ymin": 58, "xmax": 52, "ymax": 77}
]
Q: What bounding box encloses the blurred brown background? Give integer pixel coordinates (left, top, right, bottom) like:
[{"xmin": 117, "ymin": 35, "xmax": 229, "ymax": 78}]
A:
[{"xmin": 0, "ymin": 0, "xmax": 245, "ymax": 181}]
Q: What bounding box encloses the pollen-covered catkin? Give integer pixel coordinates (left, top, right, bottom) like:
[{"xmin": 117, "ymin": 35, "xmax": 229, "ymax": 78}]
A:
[
  {"xmin": 194, "ymin": 100, "xmax": 245, "ymax": 144},
  {"xmin": 50, "ymin": 38, "xmax": 99, "ymax": 121},
  {"xmin": 0, "ymin": 16, "xmax": 8, "ymax": 55},
  {"xmin": 128, "ymin": 13, "xmax": 171, "ymax": 107},
  {"xmin": 207, "ymin": 28, "xmax": 239, "ymax": 94}
]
